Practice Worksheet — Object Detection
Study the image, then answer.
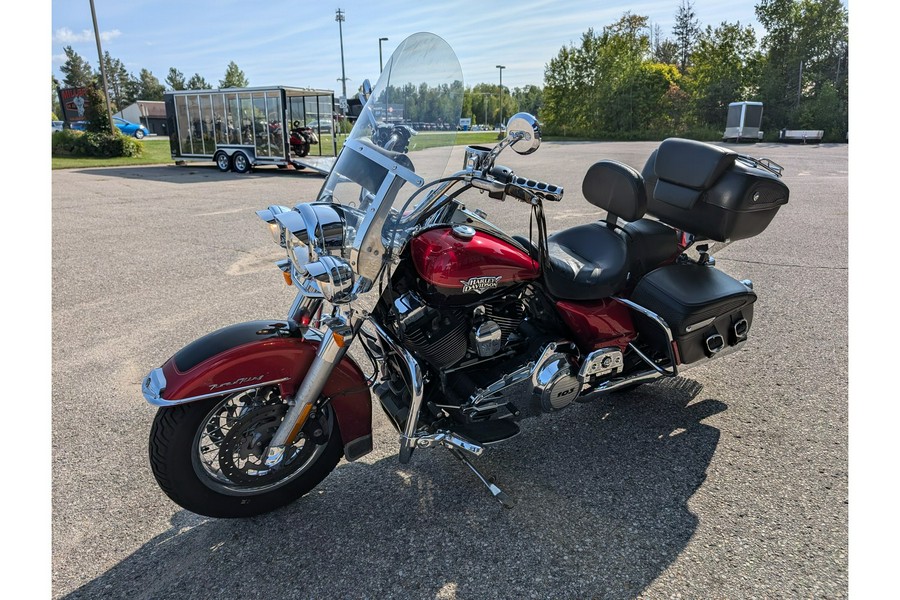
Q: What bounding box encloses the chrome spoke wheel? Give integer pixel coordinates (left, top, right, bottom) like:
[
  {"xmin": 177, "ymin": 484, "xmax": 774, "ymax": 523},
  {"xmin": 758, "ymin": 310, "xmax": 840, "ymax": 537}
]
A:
[{"xmin": 191, "ymin": 387, "xmax": 332, "ymax": 496}]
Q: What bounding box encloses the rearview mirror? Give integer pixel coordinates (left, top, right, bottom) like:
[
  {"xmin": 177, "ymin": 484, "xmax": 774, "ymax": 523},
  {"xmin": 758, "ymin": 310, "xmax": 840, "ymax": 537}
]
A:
[{"xmin": 506, "ymin": 113, "xmax": 541, "ymax": 155}]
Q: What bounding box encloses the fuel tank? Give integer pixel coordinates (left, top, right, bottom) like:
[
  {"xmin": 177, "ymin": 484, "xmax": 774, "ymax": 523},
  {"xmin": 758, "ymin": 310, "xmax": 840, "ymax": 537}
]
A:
[{"xmin": 410, "ymin": 225, "xmax": 540, "ymax": 306}]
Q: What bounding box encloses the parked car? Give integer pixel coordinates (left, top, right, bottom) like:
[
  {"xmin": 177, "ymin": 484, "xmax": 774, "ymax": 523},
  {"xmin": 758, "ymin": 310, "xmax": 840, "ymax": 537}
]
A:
[
  {"xmin": 52, "ymin": 121, "xmax": 64, "ymax": 132},
  {"xmin": 71, "ymin": 117, "xmax": 149, "ymax": 139},
  {"xmin": 306, "ymin": 119, "xmax": 333, "ymax": 134}
]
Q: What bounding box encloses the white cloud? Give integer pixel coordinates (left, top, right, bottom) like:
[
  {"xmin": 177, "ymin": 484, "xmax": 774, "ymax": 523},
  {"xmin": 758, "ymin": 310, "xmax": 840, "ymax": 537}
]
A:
[{"xmin": 54, "ymin": 27, "xmax": 122, "ymax": 44}]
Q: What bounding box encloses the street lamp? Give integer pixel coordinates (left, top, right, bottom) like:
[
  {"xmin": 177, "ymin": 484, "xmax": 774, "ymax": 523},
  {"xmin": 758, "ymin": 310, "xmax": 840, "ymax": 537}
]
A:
[
  {"xmin": 379, "ymin": 37, "xmax": 389, "ymax": 73},
  {"xmin": 496, "ymin": 65, "xmax": 506, "ymax": 129},
  {"xmin": 336, "ymin": 9, "xmax": 348, "ymax": 125}
]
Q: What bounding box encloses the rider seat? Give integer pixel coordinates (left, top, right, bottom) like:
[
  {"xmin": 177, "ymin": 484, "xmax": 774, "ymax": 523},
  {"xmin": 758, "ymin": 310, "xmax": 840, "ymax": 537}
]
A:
[{"xmin": 540, "ymin": 160, "xmax": 677, "ymax": 301}]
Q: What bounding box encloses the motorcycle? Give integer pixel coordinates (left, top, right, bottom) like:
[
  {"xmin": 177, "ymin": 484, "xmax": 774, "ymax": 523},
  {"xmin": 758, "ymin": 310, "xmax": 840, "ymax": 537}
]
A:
[
  {"xmin": 143, "ymin": 33, "xmax": 789, "ymax": 518},
  {"xmin": 289, "ymin": 123, "xmax": 319, "ymax": 158}
]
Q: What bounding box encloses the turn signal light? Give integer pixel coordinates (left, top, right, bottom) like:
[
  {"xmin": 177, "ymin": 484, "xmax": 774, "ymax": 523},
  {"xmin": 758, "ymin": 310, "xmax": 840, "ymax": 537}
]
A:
[{"xmin": 282, "ymin": 271, "xmax": 292, "ymax": 286}]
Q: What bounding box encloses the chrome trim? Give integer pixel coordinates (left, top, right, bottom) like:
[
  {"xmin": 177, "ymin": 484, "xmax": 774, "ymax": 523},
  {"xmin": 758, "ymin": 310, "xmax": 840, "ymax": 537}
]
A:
[
  {"xmin": 685, "ymin": 316, "xmax": 716, "ymax": 333},
  {"xmin": 705, "ymin": 333, "xmax": 725, "ymax": 354},
  {"xmin": 145, "ymin": 377, "xmax": 291, "ymax": 407},
  {"xmin": 578, "ymin": 347, "xmax": 624, "ymax": 379},
  {"xmin": 367, "ymin": 318, "xmax": 424, "ymax": 464},
  {"xmin": 613, "ymin": 297, "xmax": 678, "ymax": 376},
  {"xmin": 142, "ymin": 368, "xmax": 167, "ymax": 404},
  {"xmin": 348, "ymin": 140, "xmax": 424, "ymax": 187}
]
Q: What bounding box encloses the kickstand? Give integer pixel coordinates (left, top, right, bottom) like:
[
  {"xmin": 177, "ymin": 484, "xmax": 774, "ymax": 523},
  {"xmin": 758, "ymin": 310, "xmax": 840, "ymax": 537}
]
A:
[{"xmin": 447, "ymin": 447, "xmax": 515, "ymax": 509}]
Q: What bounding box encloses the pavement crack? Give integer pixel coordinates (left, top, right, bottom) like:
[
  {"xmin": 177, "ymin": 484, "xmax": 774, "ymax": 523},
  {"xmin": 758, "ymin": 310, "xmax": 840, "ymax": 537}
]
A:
[{"xmin": 717, "ymin": 257, "xmax": 847, "ymax": 270}]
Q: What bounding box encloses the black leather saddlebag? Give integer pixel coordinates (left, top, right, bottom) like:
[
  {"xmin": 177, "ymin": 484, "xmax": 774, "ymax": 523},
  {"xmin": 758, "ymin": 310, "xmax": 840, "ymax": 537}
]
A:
[
  {"xmin": 630, "ymin": 264, "xmax": 757, "ymax": 364},
  {"xmin": 641, "ymin": 138, "xmax": 789, "ymax": 243}
]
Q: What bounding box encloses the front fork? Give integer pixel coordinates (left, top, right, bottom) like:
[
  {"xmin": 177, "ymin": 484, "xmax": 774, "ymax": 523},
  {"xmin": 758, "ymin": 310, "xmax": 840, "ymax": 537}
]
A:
[{"xmin": 264, "ymin": 298, "xmax": 362, "ymax": 467}]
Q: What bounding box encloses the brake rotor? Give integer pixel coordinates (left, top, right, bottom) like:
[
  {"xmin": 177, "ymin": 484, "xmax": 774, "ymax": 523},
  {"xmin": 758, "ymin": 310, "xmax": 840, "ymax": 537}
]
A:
[{"xmin": 217, "ymin": 404, "xmax": 313, "ymax": 486}]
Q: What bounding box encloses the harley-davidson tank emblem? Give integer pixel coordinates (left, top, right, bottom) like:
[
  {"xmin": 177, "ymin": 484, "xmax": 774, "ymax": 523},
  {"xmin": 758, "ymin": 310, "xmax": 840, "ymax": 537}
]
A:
[{"xmin": 460, "ymin": 275, "xmax": 502, "ymax": 294}]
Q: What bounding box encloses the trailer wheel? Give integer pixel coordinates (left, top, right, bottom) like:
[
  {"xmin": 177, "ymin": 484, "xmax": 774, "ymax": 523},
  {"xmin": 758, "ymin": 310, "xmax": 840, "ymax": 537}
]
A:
[
  {"xmin": 215, "ymin": 152, "xmax": 232, "ymax": 172},
  {"xmin": 232, "ymin": 152, "xmax": 251, "ymax": 174}
]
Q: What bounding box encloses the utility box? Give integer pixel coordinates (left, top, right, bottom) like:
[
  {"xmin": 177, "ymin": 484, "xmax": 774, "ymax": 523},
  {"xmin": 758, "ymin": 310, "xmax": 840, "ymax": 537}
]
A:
[{"xmin": 723, "ymin": 101, "xmax": 764, "ymax": 143}]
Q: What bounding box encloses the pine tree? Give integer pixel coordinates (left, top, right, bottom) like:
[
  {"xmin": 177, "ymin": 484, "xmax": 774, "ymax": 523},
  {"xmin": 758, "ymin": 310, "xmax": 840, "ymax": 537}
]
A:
[
  {"xmin": 672, "ymin": 0, "xmax": 700, "ymax": 72},
  {"xmin": 219, "ymin": 62, "xmax": 248, "ymax": 88},
  {"xmin": 166, "ymin": 67, "xmax": 186, "ymax": 90},
  {"xmin": 187, "ymin": 73, "xmax": 211, "ymax": 90},
  {"xmin": 60, "ymin": 46, "xmax": 94, "ymax": 88}
]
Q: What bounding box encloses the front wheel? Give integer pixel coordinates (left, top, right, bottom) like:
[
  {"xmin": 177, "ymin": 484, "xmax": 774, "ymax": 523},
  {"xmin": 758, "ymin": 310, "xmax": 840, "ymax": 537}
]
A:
[
  {"xmin": 148, "ymin": 387, "xmax": 342, "ymax": 518},
  {"xmin": 134, "ymin": 129, "xmax": 145, "ymax": 139}
]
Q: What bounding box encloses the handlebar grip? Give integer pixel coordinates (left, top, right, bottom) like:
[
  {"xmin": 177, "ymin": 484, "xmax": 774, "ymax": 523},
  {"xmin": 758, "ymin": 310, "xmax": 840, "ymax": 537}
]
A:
[{"xmin": 507, "ymin": 175, "xmax": 564, "ymax": 202}]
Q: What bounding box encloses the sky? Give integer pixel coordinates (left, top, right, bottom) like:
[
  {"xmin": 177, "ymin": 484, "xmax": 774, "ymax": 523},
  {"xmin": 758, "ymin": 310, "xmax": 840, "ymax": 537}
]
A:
[{"xmin": 49, "ymin": 0, "xmax": 774, "ymax": 97}]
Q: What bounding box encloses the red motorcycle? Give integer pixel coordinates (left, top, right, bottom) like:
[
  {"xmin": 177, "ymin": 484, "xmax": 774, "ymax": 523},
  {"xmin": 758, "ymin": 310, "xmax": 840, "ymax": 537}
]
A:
[
  {"xmin": 289, "ymin": 123, "xmax": 318, "ymax": 158},
  {"xmin": 144, "ymin": 33, "xmax": 789, "ymax": 518}
]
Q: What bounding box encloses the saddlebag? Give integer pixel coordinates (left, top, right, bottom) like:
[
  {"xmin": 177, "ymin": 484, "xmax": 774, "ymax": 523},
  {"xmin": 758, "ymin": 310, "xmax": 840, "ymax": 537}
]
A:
[
  {"xmin": 641, "ymin": 138, "xmax": 789, "ymax": 243},
  {"xmin": 629, "ymin": 264, "xmax": 756, "ymax": 364}
]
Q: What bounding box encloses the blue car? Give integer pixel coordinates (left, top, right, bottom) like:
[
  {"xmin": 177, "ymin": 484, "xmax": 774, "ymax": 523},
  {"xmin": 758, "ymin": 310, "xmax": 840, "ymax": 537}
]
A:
[{"xmin": 71, "ymin": 117, "xmax": 149, "ymax": 138}]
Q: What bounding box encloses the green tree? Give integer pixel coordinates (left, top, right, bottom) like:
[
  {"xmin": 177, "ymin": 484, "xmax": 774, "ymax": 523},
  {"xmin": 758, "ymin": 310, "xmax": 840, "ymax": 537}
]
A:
[
  {"xmin": 652, "ymin": 24, "xmax": 680, "ymax": 65},
  {"xmin": 512, "ymin": 85, "xmax": 544, "ymax": 117},
  {"xmin": 220, "ymin": 61, "xmax": 248, "ymax": 88},
  {"xmin": 187, "ymin": 73, "xmax": 211, "ymax": 90},
  {"xmin": 101, "ymin": 51, "xmax": 131, "ymax": 112},
  {"xmin": 83, "ymin": 84, "xmax": 113, "ymax": 133},
  {"xmin": 52, "ymin": 75, "xmax": 62, "ymax": 119},
  {"xmin": 673, "ymin": 0, "xmax": 701, "ymax": 72},
  {"xmin": 690, "ymin": 21, "xmax": 761, "ymax": 127},
  {"xmin": 60, "ymin": 46, "xmax": 94, "ymax": 88},
  {"xmin": 166, "ymin": 67, "xmax": 186, "ymax": 90},
  {"xmin": 134, "ymin": 69, "xmax": 165, "ymax": 100}
]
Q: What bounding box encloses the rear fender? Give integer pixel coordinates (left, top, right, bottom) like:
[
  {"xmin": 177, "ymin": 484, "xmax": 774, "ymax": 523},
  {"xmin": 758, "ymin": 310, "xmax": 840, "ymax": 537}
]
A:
[{"xmin": 142, "ymin": 320, "xmax": 373, "ymax": 460}]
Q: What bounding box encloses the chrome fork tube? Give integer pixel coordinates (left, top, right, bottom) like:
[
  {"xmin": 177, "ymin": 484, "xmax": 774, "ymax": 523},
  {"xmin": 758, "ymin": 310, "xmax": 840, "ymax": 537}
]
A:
[{"xmin": 264, "ymin": 311, "xmax": 358, "ymax": 467}]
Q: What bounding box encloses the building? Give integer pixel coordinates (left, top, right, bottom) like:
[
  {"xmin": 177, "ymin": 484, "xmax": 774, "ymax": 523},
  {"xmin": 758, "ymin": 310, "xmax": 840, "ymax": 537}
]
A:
[{"xmin": 114, "ymin": 101, "xmax": 168, "ymax": 136}]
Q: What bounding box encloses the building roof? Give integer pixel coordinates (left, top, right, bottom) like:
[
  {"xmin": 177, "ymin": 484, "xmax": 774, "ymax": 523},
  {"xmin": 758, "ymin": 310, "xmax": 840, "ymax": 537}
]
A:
[{"xmin": 132, "ymin": 101, "xmax": 167, "ymax": 118}]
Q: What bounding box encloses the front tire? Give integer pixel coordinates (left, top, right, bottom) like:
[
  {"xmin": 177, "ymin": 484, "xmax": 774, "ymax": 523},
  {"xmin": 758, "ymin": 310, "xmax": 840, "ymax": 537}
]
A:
[
  {"xmin": 134, "ymin": 129, "xmax": 145, "ymax": 139},
  {"xmin": 149, "ymin": 388, "xmax": 342, "ymax": 518}
]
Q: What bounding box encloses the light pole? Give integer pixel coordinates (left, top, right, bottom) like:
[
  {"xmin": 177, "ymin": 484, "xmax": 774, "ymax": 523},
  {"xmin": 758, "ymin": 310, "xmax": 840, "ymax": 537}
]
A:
[
  {"xmin": 496, "ymin": 65, "xmax": 506, "ymax": 129},
  {"xmin": 89, "ymin": 0, "xmax": 115, "ymax": 132},
  {"xmin": 336, "ymin": 9, "xmax": 348, "ymax": 128},
  {"xmin": 379, "ymin": 37, "xmax": 389, "ymax": 73}
]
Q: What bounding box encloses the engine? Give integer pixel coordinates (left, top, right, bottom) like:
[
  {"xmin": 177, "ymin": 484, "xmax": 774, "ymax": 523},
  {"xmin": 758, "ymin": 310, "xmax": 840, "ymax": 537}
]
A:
[
  {"xmin": 384, "ymin": 288, "xmax": 625, "ymax": 421},
  {"xmin": 392, "ymin": 291, "xmax": 526, "ymax": 370}
]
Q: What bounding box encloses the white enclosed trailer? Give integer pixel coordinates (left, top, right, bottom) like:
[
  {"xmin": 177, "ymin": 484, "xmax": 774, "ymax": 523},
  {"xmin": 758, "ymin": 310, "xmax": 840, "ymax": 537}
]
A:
[{"xmin": 723, "ymin": 101, "xmax": 764, "ymax": 142}]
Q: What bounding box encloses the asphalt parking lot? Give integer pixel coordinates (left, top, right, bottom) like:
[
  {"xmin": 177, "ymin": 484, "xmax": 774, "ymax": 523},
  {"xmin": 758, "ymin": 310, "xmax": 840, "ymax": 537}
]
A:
[{"xmin": 52, "ymin": 140, "xmax": 848, "ymax": 599}]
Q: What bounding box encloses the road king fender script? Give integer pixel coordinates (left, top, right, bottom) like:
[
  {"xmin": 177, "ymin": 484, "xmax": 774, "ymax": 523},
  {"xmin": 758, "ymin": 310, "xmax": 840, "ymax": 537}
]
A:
[{"xmin": 143, "ymin": 320, "xmax": 373, "ymax": 460}]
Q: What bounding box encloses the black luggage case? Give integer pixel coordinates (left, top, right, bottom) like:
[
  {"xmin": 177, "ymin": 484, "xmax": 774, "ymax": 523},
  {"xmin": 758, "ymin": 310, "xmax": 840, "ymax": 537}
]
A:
[
  {"xmin": 629, "ymin": 264, "xmax": 757, "ymax": 364},
  {"xmin": 641, "ymin": 138, "xmax": 789, "ymax": 243}
]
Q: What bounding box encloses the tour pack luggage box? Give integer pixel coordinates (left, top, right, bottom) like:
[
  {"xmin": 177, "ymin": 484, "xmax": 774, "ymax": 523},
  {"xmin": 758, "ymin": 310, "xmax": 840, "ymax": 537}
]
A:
[
  {"xmin": 641, "ymin": 138, "xmax": 789, "ymax": 243},
  {"xmin": 629, "ymin": 263, "xmax": 757, "ymax": 365}
]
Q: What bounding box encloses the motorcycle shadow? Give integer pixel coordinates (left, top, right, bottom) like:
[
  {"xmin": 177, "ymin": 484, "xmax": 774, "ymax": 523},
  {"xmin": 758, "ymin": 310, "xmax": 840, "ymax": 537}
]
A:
[{"xmin": 63, "ymin": 376, "xmax": 724, "ymax": 600}]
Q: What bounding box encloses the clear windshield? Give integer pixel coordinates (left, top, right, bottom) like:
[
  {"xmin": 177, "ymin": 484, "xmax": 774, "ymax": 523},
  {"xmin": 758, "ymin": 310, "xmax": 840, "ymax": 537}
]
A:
[{"xmin": 316, "ymin": 32, "xmax": 463, "ymax": 281}]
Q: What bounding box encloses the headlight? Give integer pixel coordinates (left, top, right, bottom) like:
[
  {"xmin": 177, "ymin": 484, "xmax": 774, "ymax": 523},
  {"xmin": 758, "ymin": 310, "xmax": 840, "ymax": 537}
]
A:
[
  {"xmin": 256, "ymin": 204, "xmax": 292, "ymax": 247},
  {"xmin": 305, "ymin": 256, "xmax": 355, "ymax": 303}
]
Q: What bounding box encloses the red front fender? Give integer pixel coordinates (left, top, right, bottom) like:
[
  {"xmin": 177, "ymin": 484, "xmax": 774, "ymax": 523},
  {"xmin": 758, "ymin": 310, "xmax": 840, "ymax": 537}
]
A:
[{"xmin": 148, "ymin": 320, "xmax": 373, "ymax": 461}]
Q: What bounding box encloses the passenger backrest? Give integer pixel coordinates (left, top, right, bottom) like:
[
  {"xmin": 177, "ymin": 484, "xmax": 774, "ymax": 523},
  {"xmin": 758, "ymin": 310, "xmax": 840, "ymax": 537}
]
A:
[{"xmin": 581, "ymin": 160, "xmax": 647, "ymax": 223}]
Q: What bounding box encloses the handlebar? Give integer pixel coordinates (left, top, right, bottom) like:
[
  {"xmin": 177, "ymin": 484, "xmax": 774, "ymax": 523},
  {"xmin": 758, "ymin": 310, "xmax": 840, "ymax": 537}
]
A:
[{"xmin": 478, "ymin": 165, "xmax": 564, "ymax": 203}]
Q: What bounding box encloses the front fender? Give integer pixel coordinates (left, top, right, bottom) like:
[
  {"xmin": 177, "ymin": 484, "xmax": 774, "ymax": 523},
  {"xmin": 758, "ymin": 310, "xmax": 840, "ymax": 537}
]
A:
[{"xmin": 142, "ymin": 320, "xmax": 373, "ymax": 461}]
